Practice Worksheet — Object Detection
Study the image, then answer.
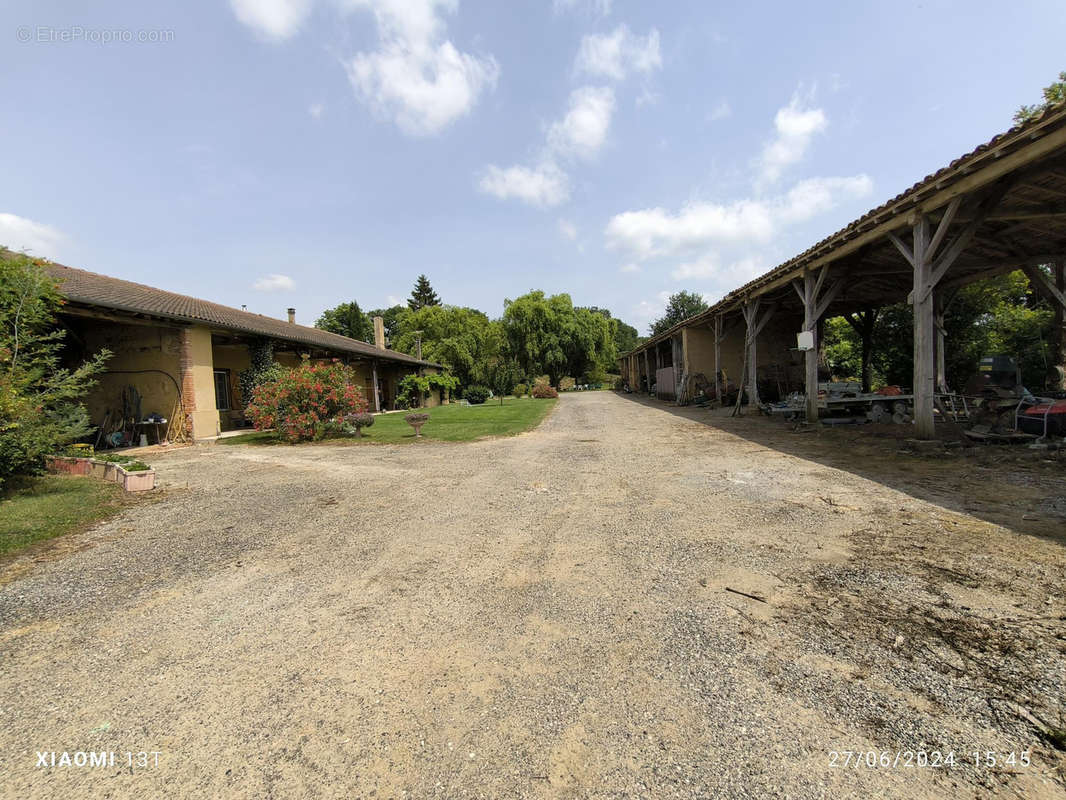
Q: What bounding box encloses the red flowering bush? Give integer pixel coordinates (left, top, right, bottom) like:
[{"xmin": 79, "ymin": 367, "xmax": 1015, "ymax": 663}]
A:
[
  {"xmin": 245, "ymin": 359, "xmax": 368, "ymax": 443},
  {"xmin": 531, "ymin": 383, "xmax": 558, "ymax": 399}
]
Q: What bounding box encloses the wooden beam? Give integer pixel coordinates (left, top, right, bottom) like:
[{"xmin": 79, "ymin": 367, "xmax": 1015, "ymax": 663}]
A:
[
  {"xmin": 888, "ymin": 232, "xmax": 915, "ymax": 268},
  {"xmin": 813, "ymin": 277, "xmax": 847, "ymax": 321},
  {"xmin": 729, "ymin": 121, "xmax": 1066, "ymax": 302},
  {"xmin": 1022, "ymin": 265, "xmax": 1066, "ymax": 310},
  {"xmin": 926, "ymin": 195, "xmax": 961, "ymax": 260}
]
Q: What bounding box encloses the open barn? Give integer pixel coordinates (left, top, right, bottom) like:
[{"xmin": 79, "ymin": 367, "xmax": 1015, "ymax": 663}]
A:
[{"xmin": 620, "ymin": 103, "xmax": 1066, "ymax": 440}]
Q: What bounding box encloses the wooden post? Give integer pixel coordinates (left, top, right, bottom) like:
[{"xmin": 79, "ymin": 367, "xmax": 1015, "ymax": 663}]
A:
[
  {"xmin": 643, "ymin": 349, "xmax": 651, "ymax": 393},
  {"xmin": 802, "ymin": 272, "xmax": 818, "ymax": 422},
  {"xmin": 889, "ymin": 192, "xmax": 995, "ymax": 438},
  {"xmin": 912, "ymin": 216, "xmax": 936, "ymax": 439},
  {"xmin": 673, "ymin": 335, "xmax": 683, "ymax": 391},
  {"xmin": 934, "ymin": 293, "xmax": 948, "ymax": 393},
  {"xmin": 1022, "ymin": 260, "xmax": 1066, "ymax": 390},
  {"xmin": 792, "ymin": 266, "xmax": 846, "ymax": 422},
  {"xmin": 742, "ymin": 301, "xmax": 760, "ymax": 406},
  {"xmin": 713, "ymin": 315, "xmax": 723, "ymax": 403},
  {"xmin": 372, "ymin": 360, "xmax": 381, "ymax": 412},
  {"xmin": 741, "ymin": 300, "xmax": 777, "ymax": 407}
]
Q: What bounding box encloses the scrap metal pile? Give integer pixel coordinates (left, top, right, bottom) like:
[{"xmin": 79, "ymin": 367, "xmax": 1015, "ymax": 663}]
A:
[{"xmin": 764, "ymin": 354, "xmax": 1066, "ymax": 443}]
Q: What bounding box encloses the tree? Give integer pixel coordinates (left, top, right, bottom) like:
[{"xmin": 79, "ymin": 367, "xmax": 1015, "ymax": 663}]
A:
[
  {"xmin": 483, "ymin": 358, "xmax": 522, "ymax": 405},
  {"xmin": 502, "ymin": 292, "xmax": 615, "ymax": 384},
  {"xmin": 1015, "ymin": 71, "xmax": 1066, "ymax": 125},
  {"xmin": 823, "ymin": 271, "xmax": 1056, "ymax": 391},
  {"xmin": 315, "ymin": 301, "xmax": 373, "ymax": 343},
  {"xmin": 0, "ymin": 251, "xmax": 109, "ymax": 486},
  {"xmin": 649, "ymin": 290, "xmax": 708, "ymax": 336},
  {"xmin": 584, "ymin": 306, "xmax": 640, "ymax": 357},
  {"xmin": 393, "ymin": 305, "xmax": 501, "ymax": 389},
  {"xmin": 408, "ymin": 274, "xmax": 441, "ymax": 310}
]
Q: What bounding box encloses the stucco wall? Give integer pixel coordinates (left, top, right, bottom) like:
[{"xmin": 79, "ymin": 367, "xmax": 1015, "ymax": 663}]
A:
[{"xmin": 73, "ymin": 319, "xmax": 183, "ymax": 428}]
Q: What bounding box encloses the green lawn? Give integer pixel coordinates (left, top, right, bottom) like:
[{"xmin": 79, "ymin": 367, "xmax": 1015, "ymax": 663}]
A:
[
  {"xmin": 219, "ymin": 396, "xmax": 558, "ymax": 446},
  {"xmin": 0, "ymin": 475, "xmax": 125, "ymax": 557}
]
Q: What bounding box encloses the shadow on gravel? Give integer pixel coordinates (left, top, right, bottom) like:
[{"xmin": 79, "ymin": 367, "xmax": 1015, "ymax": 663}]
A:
[{"xmin": 616, "ymin": 392, "xmax": 1066, "ymax": 547}]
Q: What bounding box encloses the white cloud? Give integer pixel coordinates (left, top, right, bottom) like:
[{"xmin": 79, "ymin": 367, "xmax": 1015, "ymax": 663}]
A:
[
  {"xmin": 477, "ymin": 85, "xmax": 613, "ymax": 207},
  {"xmin": 606, "ymin": 174, "xmax": 871, "ymax": 266},
  {"xmin": 386, "ymin": 294, "xmax": 402, "ymax": 306},
  {"xmin": 708, "ymin": 100, "xmax": 731, "ymax": 121},
  {"xmin": 344, "ymin": 0, "xmax": 499, "ymax": 136},
  {"xmin": 779, "ymin": 175, "xmax": 873, "ymax": 223},
  {"xmin": 605, "ymin": 200, "xmax": 775, "ymax": 261},
  {"xmin": 757, "ymin": 93, "xmax": 827, "ymax": 185},
  {"xmin": 0, "ymin": 213, "xmax": 65, "ymax": 259},
  {"xmin": 253, "ymin": 273, "xmax": 296, "ymax": 291},
  {"xmin": 230, "ymin": 0, "xmax": 314, "ymax": 40},
  {"xmin": 619, "ymin": 263, "xmax": 640, "ymax": 273},
  {"xmin": 548, "ymin": 86, "xmax": 615, "ymax": 160},
  {"xmin": 553, "ymin": 0, "xmax": 612, "ymax": 16},
  {"xmin": 633, "ymin": 290, "xmax": 672, "ymax": 323},
  {"xmin": 575, "ymin": 25, "xmax": 661, "ymax": 81},
  {"xmin": 308, "ymin": 102, "xmax": 325, "ymax": 119},
  {"xmin": 478, "ymin": 162, "xmax": 570, "ymax": 208},
  {"xmin": 558, "ymin": 219, "xmax": 578, "ymax": 240}
]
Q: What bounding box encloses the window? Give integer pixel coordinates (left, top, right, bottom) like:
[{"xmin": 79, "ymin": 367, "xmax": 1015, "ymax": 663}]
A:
[{"xmin": 213, "ymin": 370, "xmax": 231, "ymax": 411}]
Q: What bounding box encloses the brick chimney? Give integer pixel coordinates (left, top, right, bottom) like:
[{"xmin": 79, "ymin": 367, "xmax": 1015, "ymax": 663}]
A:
[
  {"xmin": 373, "ymin": 316, "xmax": 386, "ymax": 349},
  {"xmin": 287, "ymin": 308, "xmax": 296, "ymax": 324}
]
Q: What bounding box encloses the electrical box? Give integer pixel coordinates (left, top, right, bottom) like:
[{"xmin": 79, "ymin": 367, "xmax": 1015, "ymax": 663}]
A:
[{"xmin": 796, "ymin": 331, "xmax": 815, "ymax": 351}]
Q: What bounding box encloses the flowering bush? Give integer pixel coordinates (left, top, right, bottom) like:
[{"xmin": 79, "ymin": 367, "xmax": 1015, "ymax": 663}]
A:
[
  {"xmin": 245, "ymin": 359, "xmax": 368, "ymax": 443},
  {"xmin": 513, "ymin": 383, "xmax": 528, "ymax": 398},
  {"xmin": 531, "ymin": 383, "xmax": 558, "ymax": 399}
]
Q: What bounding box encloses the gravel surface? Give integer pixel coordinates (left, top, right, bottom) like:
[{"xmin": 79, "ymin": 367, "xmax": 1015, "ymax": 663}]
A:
[{"xmin": 1, "ymin": 392, "xmax": 1063, "ymax": 798}]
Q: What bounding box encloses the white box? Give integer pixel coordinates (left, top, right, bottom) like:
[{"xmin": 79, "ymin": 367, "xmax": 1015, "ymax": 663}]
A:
[{"xmin": 796, "ymin": 330, "xmax": 815, "ymax": 351}]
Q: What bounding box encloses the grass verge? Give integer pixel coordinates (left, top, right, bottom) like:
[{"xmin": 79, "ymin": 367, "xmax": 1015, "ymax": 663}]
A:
[
  {"xmin": 0, "ymin": 475, "xmax": 126, "ymax": 557},
  {"xmin": 219, "ymin": 396, "xmax": 558, "ymax": 446}
]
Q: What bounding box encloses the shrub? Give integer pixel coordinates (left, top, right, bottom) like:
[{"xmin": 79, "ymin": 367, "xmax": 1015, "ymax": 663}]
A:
[
  {"xmin": 513, "ymin": 383, "xmax": 527, "ymax": 398},
  {"xmin": 559, "ymin": 376, "xmax": 576, "ymax": 392},
  {"xmin": 398, "ymin": 372, "xmax": 460, "ymax": 408},
  {"xmin": 532, "ymin": 384, "xmax": 558, "ymax": 399},
  {"xmin": 0, "ymin": 251, "xmax": 109, "ymax": 488},
  {"xmin": 121, "ymin": 461, "xmax": 151, "ymax": 472},
  {"xmin": 343, "ymin": 411, "xmax": 375, "ymax": 437},
  {"xmin": 245, "ymin": 359, "xmax": 368, "ymax": 443},
  {"xmin": 464, "ymin": 385, "xmax": 490, "ymax": 405},
  {"xmin": 238, "ymin": 339, "xmax": 283, "ymax": 409},
  {"xmin": 533, "ymin": 375, "xmax": 551, "ymax": 389}
]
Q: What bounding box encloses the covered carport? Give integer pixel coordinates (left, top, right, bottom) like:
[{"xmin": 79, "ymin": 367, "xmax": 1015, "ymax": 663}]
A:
[{"xmin": 620, "ymin": 103, "xmax": 1066, "ymax": 438}]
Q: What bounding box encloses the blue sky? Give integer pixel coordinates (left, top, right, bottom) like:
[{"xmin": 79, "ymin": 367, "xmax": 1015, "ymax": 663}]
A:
[{"xmin": 2, "ymin": 1, "xmax": 1064, "ymax": 333}]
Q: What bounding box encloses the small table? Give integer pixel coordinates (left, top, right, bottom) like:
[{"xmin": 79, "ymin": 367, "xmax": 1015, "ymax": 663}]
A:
[{"xmin": 135, "ymin": 419, "xmax": 168, "ymax": 445}]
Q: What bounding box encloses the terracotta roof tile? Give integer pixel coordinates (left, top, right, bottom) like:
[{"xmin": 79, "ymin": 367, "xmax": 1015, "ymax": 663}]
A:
[{"xmin": 46, "ymin": 262, "xmax": 438, "ymax": 368}]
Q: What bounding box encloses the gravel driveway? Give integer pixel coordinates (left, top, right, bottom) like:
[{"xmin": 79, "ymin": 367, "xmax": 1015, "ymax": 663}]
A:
[{"xmin": 1, "ymin": 392, "xmax": 1064, "ymax": 798}]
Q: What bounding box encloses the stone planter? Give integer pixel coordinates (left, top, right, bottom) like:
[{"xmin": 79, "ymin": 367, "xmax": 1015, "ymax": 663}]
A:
[
  {"xmin": 115, "ymin": 464, "xmax": 156, "ymax": 492},
  {"xmin": 44, "ymin": 455, "xmax": 155, "ymax": 492},
  {"xmin": 404, "ymin": 413, "xmax": 430, "ymax": 438},
  {"xmin": 44, "ymin": 455, "xmax": 93, "ymax": 476}
]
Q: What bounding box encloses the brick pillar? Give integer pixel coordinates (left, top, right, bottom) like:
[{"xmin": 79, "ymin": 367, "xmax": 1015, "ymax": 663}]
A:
[{"xmin": 179, "ymin": 327, "xmax": 197, "ymax": 438}]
